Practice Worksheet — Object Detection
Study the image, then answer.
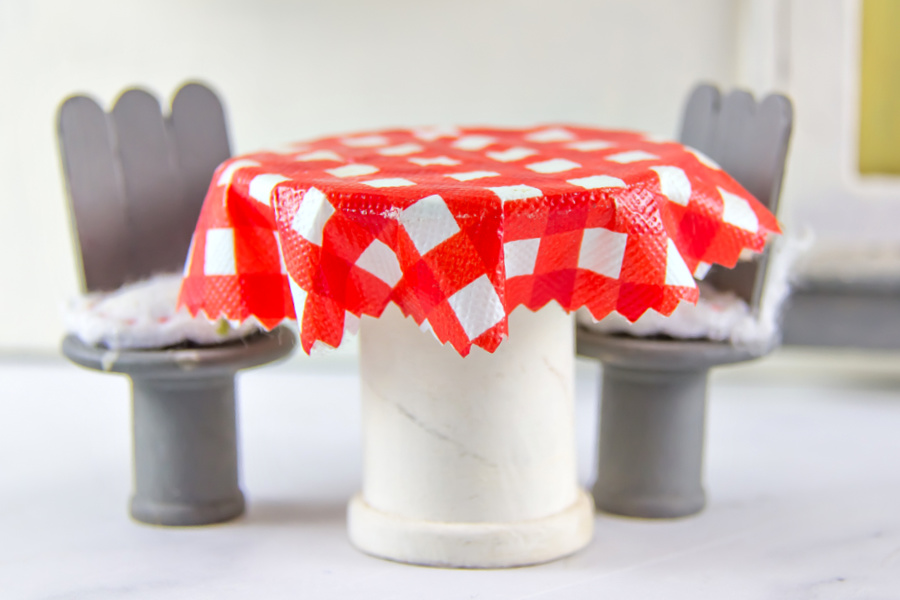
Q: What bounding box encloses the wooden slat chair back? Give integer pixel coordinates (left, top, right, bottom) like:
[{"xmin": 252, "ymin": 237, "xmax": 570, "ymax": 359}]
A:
[
  {"xmin": 678, "ymin": 84, "xmax": 793, "ymax": 313},
  {"xmin": 58, "ymin": 83, "xmax": 231, "ymax": 293}
]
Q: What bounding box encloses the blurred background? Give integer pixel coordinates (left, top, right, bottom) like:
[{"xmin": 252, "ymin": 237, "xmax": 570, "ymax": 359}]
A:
[{"xmin": 0, "ymin": 0, "xmax": 895, "ymax": 355}]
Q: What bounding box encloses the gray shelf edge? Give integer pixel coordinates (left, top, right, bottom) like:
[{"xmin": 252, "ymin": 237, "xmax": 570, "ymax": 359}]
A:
[{"xmin": 782, "ymin": 277, "xmax": 900, "ymax": 349}]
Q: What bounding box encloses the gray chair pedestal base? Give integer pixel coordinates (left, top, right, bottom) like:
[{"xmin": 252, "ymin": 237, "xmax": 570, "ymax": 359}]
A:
[
  {"xmin": 577, "ymin": 329, "xmax": 772, "ymax": 519},
  {"xmin": 595, "ymin": 365, "xmax": 708, "ymax": 518},
  {"xmin": 62, "ymin": 328, "xmax": 295, "ymax": 526},
  {"xmin": 130, "ymin": 375, "xmax": 244, "ymax": 526}
]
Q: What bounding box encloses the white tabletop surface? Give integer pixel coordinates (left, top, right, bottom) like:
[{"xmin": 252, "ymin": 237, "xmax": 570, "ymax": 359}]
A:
[{"xmin": 1, "ymin": 346, "xmax": 899, "ymax": 599}]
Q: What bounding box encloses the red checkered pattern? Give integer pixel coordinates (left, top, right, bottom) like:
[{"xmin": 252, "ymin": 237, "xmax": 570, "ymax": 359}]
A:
[{"xmin": 179, "ymin": 125, "xmax": 780, "ymax": 356}]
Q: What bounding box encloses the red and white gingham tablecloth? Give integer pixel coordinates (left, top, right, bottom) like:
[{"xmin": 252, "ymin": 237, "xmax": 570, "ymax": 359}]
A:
[{"xmin": 179, "ymin": 125, "xmax": 780, "ymax": 356}]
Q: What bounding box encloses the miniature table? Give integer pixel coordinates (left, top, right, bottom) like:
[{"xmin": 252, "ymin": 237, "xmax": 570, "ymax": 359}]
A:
[{"xmin": 177, "ymin": 125, "xmax": 779, "ymax": 567}]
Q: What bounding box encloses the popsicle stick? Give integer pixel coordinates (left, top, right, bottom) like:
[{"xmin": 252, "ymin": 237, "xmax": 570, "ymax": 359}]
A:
[
  {"xmin": 752, "ymin": 94, "xmax": 794, "ymax": 210},
  {"xmin": 711, "ymin": 91, "xmax": 761, "ymax": 198},
  {"xmin": 57, "ymin": 95, "xmax": 131, "ymax": 292},
  {"xmin": 111, "ymin": 89, "xmax": 187, "ymax": 281},
  {"xmin": 168, "ymin": 82, "xmax": 231, "ymax": 259},
  {"xmin": 678, "ymin": 83, "xmax": 721, "ymax": 156}
]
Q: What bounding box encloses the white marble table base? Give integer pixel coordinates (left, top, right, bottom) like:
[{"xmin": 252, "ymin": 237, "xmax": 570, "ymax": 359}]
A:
[{"xmin": 1, "ymin": 349, "xmax": 899, "ymax": 599}]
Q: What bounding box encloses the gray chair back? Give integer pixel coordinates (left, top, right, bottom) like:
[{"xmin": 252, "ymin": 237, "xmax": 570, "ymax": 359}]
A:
[
  {"xmin": 678, "ymin": 84, "xmax": 793, "ymax": 312},
  {"xmin": 58, "ymin": 82, "xmax": 231, "ymax": 292}
]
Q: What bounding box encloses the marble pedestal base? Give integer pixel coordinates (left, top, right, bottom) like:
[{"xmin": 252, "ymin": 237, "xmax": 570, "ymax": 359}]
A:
[{"xmin": 353, "ymin": 305, "xmax": 593, "ymax": 568}]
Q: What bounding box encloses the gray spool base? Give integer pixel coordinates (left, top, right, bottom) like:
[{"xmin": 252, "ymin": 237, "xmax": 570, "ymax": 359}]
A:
[
  {"xmin": 62, "ymin": 327, "xmax": 295, "ymax": 526},
  {"xmin": 577, "ymin": 328, "xmax": 771, "ymax": 519}
]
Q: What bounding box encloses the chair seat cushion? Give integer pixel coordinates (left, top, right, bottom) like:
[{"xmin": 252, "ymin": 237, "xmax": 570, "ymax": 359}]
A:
[
  {"xmin": 65, "ymin": 273, "xmax": 261, "ymax": 350},
  {"xmin": 578, "ymin": 281, "xmax": 752, "ymax": 342}
]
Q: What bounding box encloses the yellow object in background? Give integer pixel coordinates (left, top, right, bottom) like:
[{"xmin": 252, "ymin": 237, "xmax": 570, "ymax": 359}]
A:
[{"xmin": 859, "ymin": 0, "xmax": 900, "ymax": 175}]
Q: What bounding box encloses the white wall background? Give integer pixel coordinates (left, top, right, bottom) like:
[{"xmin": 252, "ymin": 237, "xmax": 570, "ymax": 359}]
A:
[
  {"xmin": 780, "ymin": 0, "xmax": 900, "ymax": 278},
  {"xmin": 13, "ymin": 0, "xmax": 890, "ymax": 355}
]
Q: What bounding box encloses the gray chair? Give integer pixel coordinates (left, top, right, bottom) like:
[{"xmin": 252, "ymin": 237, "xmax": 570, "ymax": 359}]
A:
[
  {"xmin": 59, "ymin": 83, "xmax": 295, "ymax": 526},
  {"xmin": 577, "ymin": 84, "xmax": 793, "ymax": 518}
]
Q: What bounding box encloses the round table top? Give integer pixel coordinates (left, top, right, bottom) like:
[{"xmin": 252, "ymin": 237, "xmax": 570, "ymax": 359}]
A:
[{"xmin": 179, "ymin": 125, "xmax": 779, "ymax": 355}]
